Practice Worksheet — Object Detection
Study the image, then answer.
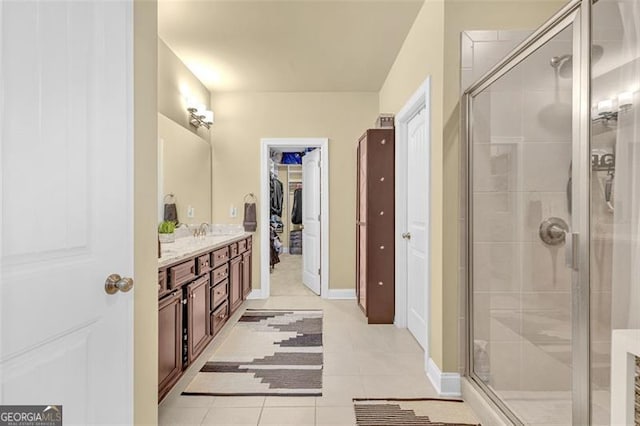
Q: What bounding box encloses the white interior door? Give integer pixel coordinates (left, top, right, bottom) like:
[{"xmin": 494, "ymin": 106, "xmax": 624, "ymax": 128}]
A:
[
  {"xmin": 302, "ymin": 149, "xmax": 321, "ymax": 295},
  {"xmin": 406, "ymin": 108, "xmax": 429, "ymax": 349},
  {"xmin": 0, "ymin": 1, "xmax": 134, "ymax": 424}
]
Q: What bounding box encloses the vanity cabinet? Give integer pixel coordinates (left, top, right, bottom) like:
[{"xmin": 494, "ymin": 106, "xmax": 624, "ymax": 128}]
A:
[
  {"xmin": 242, "ymin": 251, "xmax": 252, "ymax": 298},
  {"xmin": 187, "ymin": 275, "xmax": 211, "ymax": 364},
  {"xmin": 158, "ymin": 235, "xmax": 252, "ymax": 402},
  {"xmin": 229, "ymin": 256, "xmax": 243, "ymax": 313},
  {"xmin": 158, "ymin": 291, "xmax": 182, "ymax": 400}
]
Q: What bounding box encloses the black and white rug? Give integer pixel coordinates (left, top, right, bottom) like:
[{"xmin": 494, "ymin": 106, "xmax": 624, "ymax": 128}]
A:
[
  {"xmin": 182, "ymin": 309, "xmax": 323, "ymax": 397},
  {"xmin": 353, "ymin": 398, "xmax": 480, "ymax": 426}
]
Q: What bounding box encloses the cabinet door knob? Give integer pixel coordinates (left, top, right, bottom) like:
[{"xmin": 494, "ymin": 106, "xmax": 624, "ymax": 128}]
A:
[{"xmin": 105, "ymin": 274, "xmax": 134, "ymax": 294}]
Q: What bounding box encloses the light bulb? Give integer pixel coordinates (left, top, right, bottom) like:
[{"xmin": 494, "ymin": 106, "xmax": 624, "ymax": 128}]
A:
[
  {"xmin": 618, "ymin": 91, "xmax": 633, "ymax": 109},
  {"xmin": 203, "ymin": 111, "xmax": 214, "ymax": 124},
  {"xmin": 186, "ymin": 97, "xmax": 199, "ymax": 111},
  {"xmin": 597, "ymin": 99, "xmax": 613, "ymax": 115}
]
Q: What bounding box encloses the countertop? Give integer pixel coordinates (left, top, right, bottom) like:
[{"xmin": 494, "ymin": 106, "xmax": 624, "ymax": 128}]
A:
[{"xmin": 158, "ymin": 232, "xmax": 252, "ymax": 268}]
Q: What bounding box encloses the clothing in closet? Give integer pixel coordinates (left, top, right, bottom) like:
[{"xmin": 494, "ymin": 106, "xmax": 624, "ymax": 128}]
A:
[
  {"xmin": 270, "ymin": 175, "xmax": 284, "ymax": 217},
  {"xmin": 291, "ymin": 188, "xmax": 303, "ymax": 225},
  {"xmin": 270, "ymin": 227, "xmax": 281, "ymax": 268}
]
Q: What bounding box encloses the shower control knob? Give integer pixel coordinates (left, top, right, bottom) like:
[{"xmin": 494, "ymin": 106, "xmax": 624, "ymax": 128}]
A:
[{"xmin": 539, "ymin": 217, "xmax": 569, "ymax": 246}]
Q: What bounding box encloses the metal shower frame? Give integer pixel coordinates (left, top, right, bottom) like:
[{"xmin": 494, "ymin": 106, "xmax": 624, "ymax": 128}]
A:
[{"xmin": 461, "ymin": 0, "xmax": 593, "ymax": 424}]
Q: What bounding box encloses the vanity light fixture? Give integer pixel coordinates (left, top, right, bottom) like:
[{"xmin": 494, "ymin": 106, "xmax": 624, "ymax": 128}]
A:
[
  {"xmin": 597, "ymin": 99, "xmax": 613, "ymax": 116},
  {"xmin": 186, "ymin": 97, "xmax": 214, "ymax": 129},
  {"xmin": 618, "ymin": 91, "xmax": 633, "ymax": 111}
]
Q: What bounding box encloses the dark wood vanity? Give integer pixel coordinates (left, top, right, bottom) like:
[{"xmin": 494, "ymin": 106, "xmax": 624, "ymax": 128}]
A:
[{"xmin": 158, "ymin": 235, "xmax": 253, "ymax": 401}]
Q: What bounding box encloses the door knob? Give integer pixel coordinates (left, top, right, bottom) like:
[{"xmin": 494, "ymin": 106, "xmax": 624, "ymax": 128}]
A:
[
  {"xmin": 105, "ymin": 274, "xmax": 134, "ymax": 295},
  {"xmin": 402, "ymin": 232, "xmax": 411, "ymax": 240}
]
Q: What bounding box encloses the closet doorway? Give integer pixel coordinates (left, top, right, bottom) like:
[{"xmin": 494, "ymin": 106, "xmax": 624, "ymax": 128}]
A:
[{"xmin": 259, "ymin": 138, "xmax": 330, "ymax": 298}]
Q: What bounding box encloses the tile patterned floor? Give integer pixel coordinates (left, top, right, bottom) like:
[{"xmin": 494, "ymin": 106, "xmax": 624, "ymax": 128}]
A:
[{"xmin": 159, "ymin": 292, "xmax": 438, "ymax": 425}]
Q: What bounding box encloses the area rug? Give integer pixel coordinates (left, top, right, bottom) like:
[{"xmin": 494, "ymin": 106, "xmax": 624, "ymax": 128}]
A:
[
  {"xmin": 182, "ymin": 309, "xmax": 323, "ymax": 397},
  {"xmin": 353, "ymin": 398, "xmax": 481, "ymax": 426}
]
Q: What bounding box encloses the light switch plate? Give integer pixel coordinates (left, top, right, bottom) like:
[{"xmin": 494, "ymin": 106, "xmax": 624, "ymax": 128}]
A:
[
  {"xmin": 187, "ymin": 205, "xmax": 195, "ymax": 218},
  {"xmin": 229, "ymin": 206, "xmax": 237, "ymax": 218}
]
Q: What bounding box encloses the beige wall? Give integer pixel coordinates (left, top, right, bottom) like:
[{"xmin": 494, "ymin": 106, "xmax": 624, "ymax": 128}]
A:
[
  {"xmin": 378, "ymin": 0, "xmax": 448, "ymax": 370},
  {"xmin": 134, "ymin": 0, "xmax": 158, "ymax": 424},
  {"xmin": 379, "ymin": 0, "xmax": 566, "ymax": 372},
  {"xmin": 210, "ymin": 92, "xmax": 379, "ymax": 291},
  {"xmin": 158, "ymin": 38, "xmax": 211, "ymax": 138},
  {"xmin": 159, "ymin": 113, "xmax": 212, "ymax": 224}
]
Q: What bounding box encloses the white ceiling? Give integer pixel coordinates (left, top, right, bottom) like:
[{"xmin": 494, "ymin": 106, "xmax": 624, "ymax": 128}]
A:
[{"xmin": 158, "ymin": 0, "xmax": 423, "ymax": 92}]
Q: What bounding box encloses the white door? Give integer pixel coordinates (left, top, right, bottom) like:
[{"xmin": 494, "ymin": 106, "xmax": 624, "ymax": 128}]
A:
[
  {"xmin": 0, "ymin": 1, "xmax": 134, "ymax": 424},
  {"xmin": 406, "ymin": 108, "xmax": 429, "ymax": 349},
  {"xmin": 302, "ymin": 149, "xmax": 321, "ymax": 295}
]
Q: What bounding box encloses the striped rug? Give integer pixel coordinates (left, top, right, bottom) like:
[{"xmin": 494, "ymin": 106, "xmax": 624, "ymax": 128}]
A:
[
  {"xmin": 182, "ymin": 309, "xmax": 323, "ymax": 397},
  {"xmin": 353, "ymin": 398, "xmax": 480, "ymax": 426}
]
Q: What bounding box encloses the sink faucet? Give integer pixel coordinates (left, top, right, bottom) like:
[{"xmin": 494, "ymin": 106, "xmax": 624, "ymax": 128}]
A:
[{"xmin": 194, "ymin": 223, "xmax": 209, "ymax": 239}]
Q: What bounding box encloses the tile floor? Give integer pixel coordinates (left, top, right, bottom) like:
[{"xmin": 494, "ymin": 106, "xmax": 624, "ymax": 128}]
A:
[
  {"xmin": 159, "ymin": 293, "xmax": 438, "ymax": 425},
  {"xmin": 269, "ymin": 253, "xmax": 315, "ymax": 296}
]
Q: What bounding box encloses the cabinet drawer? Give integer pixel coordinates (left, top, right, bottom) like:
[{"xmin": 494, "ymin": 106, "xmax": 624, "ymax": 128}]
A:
[
  {"xmin": 168, "ymin": 260, "xmax": 196, "ymax": 289},
  {"xmin": 229, "ymin": 242, "xmax": 239, "ymax": 258},
  {"xmin": 197, "ymin": 254, "xmax": 212, "ymax": 275},
  {"xmin": 212, "ymin": 247, "xmax": 229, "ymax": 267},
  {"xmin": 211, "ymin": 279, "xmax": 228, "ymax": 309},
  {"xmin": 158, "ymin": 269, "xmax": 167, "ymax": 296},
  {"xmin": 211, "ymin": 300, "xmax": 229, "ymax": 337},
  {"xmin": 238, "ymin": 239, "xmax": 247, "ymax": 254},
  {"xmin": 211, "ymin": 263, "xmax": 229, "ymax": 285}
]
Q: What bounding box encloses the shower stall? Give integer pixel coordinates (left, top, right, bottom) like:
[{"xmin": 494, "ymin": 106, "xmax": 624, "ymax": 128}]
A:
[{"xmin": 462, "ymin": 0, "xmax": 639, "ymax": 424}]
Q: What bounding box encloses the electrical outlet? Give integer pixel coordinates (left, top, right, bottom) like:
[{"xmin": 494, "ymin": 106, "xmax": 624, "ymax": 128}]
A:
[
  {"xmin": 187, "ymin": 206, "xmax": 195, "ymax": 218},
  {"xmin": 229, "ymin": 206, "xmax": 237, "ymax": 218}
]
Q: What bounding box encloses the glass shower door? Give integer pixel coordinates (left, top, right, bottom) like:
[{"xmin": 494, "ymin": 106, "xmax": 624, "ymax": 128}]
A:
[{"xmin": 466, "ymin": 16, "xmax": 581, "ymax": 426}]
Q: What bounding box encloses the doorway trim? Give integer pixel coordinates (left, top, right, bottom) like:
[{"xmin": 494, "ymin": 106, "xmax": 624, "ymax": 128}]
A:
[
  {"xmin": 258, "ymin": 138, "xmax": 330, "ymax": 299},
  {"xmin": 394, "ymin": 77, "xmax": 432, "ymax": 355}
]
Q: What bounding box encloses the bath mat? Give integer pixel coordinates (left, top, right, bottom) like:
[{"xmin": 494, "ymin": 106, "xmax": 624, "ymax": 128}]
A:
[
  {"xmin": 182, "ymin": 309, "xmax": 323, "ymax": 397},
  {"xmin": 353, "ymin": 398, "xmax": 480, "ymax": 426}
]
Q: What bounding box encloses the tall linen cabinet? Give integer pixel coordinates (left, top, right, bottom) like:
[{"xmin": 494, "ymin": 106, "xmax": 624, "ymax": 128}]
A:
[{"xmin": 356, "ymin": 128, "xmax": 395, "ymax": 324}]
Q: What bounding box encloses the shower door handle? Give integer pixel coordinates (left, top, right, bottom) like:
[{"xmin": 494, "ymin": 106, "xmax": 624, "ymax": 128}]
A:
[{"xmin": 565, "ymin": 232, "xmax": 579, "ymax": 271}]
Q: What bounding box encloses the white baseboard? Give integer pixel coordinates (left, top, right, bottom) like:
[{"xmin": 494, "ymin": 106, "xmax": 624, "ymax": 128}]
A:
[
  {"xmin": 426, "ymin": 358, "xmax": 461, "ymax": 397},
  {"xmin": 325, "ymin": 289, "xmax": 356, "ymax": 299},
  {"xmin": 246, "ymin": 289, "xmax": 266, "ymax": 300}
]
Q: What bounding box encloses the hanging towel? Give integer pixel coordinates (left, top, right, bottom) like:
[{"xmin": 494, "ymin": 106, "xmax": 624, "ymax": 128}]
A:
[
  {"xmin": 163, "ymin": 194, "xmax": 178, "ymax": 224},
  {"xmin": 243, "ymin": 193, "xmax": 258, "ymax": 232}
]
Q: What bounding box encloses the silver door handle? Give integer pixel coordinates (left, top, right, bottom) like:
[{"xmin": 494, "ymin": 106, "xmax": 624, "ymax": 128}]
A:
[
  {"xmin": 402, "ymin": 232, "xmax": 411, "ymax": 240},
  {"xmin": 105, "ymin": 274, "xmax": 134, "ymax": 295}
]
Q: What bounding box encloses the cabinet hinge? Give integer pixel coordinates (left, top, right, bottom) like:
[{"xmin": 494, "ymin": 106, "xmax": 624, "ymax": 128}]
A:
[
  {"xmin": 318, "ymin": 268, "xmax": 321, "ymax": 275},
  {"xmin": 317, "ymin": 214, "xmax": 321, "ymax": 221}
]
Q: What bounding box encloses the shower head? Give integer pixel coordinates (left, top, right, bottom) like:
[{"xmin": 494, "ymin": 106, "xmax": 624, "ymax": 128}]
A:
[{"xmin": 550, "ymin": 45, "xmax": 604, "ymax": 77}]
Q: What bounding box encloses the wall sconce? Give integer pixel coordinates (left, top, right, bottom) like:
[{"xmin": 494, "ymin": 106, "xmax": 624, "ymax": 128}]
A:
[
  {"xmin": 186, "ymin": 97, "xmax": 214, "ymax": 129},
  {"xmin": 618, "ymin": 91, "xmax": 633, "ymax": 111}
]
